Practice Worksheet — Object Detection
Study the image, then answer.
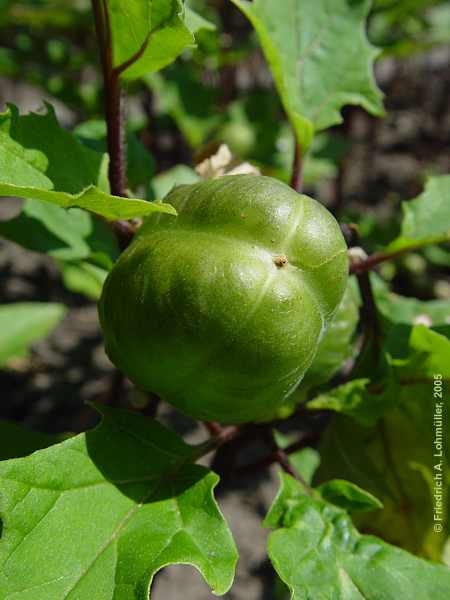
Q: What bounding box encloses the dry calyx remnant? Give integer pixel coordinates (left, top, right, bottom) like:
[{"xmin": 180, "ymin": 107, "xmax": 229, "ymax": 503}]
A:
[
  {"xmin": 195, "ymin": 143, "xmax": 260, "ymax": 179},
  {"xmin": 274, "ymin": 255, "xmax": 289, "ymax": 268},
  {"xmin": 99, "ymin": 174, "xmax": 348, "ymax": 423}
]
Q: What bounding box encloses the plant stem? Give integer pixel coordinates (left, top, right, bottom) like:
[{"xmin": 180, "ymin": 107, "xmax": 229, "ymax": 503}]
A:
[
  {"xmin": 104, "ymin": 70, "xmax": 126, "ymax": 197},
  {"xmin": 350, "ymin": 245, "xmax": 419, "ymax": 275},
  {"xmin": 355, "ymin": 269, "xmax": 382, "ymax": 365},
  {"xmin": 290, "ymin": 140, "xmax": 304, "ymax": 192},
  {"xmin": 91, "ymin": 0, "xmax": 127, "ymax": 197},
  {"xmin": 203, "ymin": 421, "xmax": 223, "ymax": 436},
  {"xmin": 192, "ymin": 425, "xmax": 242, "ymax": 461},
  {"xmin": 91, "ymin": 0, "xmax": 138, "ymax": 249},
  {"xmin": 266, "ymin": 431, "xmax": 313, "ymax": 495},
  {"xmin": 236, "ymin": 432, "xmax": 319, "ymax": 476}
]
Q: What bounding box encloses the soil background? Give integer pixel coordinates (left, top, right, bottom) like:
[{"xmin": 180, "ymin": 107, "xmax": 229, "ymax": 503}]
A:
[{"xmin": 1, "ymin": 44, "xmax": 450, "ymax": 599}]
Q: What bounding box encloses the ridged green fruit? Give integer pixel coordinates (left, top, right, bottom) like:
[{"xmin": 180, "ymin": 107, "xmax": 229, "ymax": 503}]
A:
[
  {"xmin": 99, "ymin": 175, "xmax": 348, "ymax": 423},
  {"xmin": 302, "ymin": 280, "xmax": 359, "ymax": 389},
  {"xmin": 275, "ymin": 281, "xmax": 359, "ymax": 418}
]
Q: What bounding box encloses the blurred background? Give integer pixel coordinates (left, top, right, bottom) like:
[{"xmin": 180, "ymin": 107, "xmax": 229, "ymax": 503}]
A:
[{"xmin": 0, "ymin": 1, "xmax": 449, "ymax": 598}]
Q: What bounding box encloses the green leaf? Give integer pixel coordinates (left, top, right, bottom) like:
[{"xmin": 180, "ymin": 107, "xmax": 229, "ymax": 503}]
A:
[
  {"xmin": 231, "ymin": 0, "xmax": 384, "ymax": 150},
  {"xmin": 151, "ymin": 164, "xmax": 200, "ymax": 199},
  {"xmin": 273, "ymin": 126, "xmax": 347, "ymax": 185},
  {"xmin": 424, "ymin": 244, "xmax": 450, "ymax": 267},
  {"xmin": 266, "ymin": 472, "xmax": 450, "ymax": 599},
  {"xmin": 371, "ymin": 273, "xmax": 450, "ymax": 350},
  {"xmin": 392, "ymin": 325, "xmax": 450, "ymax": 380},
  {"xmin": 427, "ymin": 3, "xmax": 450, "ymax": 46},
  {"xmin": 308, "ymin": 377, "xmax": 394, "ymax": 426},
  {"xmin": 0, "ymin": 406, "xmax": 238, "ymax": 598},
  {"xmin": 375, "ymin": 285, "xmax": 450, "ymax": 331},
  {"xmin": 0, "ymin": 182, "xmax": 176, "ymax": 221},
  {"xmin": 317, "ymin": 479, "xmax": 383, "ymax": 512},
  {"xmin": 60, "ymin": 261, "xmax": 108, "ymax": 301},
  {"xmin": 0, "ymin": 106, "xmax": 175, "ymax": 223},
  {"xmin": 309, "ymin": 327, "xmax": 450, "ymax": 425},
  {"xmin": 0, "ymin": 105, "xmax": 120, "ymax": 263},
  {"xmin": 184, "ymin": 6, "xmax": 216, "ymax": 33},
  {"xmin": 145, "ymin": 67, "xmax": 221, "ymax": 148},
  {"xmin": 0, "ymin": 130, "xmax": 51, "ymax": 188},
  {"xmin": 273, "ymin": 432, "xmax": 321, "ymax": 484},
  {"xmin": 386, "ymin": 175, "xmax": 450, "ymax": 252},
  {"xmin": 316, "ymin": 377, "xmax": 450, "ymax": 560},
  {"xmin": 0, "ymin": 421, "xmax": 58, "ymax": 461},
  {"xmin": 74, "ymin": 119, "xmax": 156, "ymax": 192},
  {"xmin": 0, "ymin": 303, "xmax": 66, "ymax": 367},
  {"xmin": 0, "ymin": 104, "xmax": 105, "ymax": 193},
  {"xmin": 108, "ymin": 0, "xmax": 194, "ymax": 80},
  {"xmin": 0, "ymin": 198, "xmax": 119, "ymax": 263}
]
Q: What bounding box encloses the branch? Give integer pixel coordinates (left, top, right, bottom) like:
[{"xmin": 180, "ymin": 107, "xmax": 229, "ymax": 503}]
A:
[
  {"xmin": 267, "ymin": 431, "xmax": 313, "ymax": 495},
  {"xmin": 354, "ymin": 266, "xmax": 382, "ymax": 369},
  {"xmin": 114, "ymin": 33, "xmax": 151, "ymax": 77},
  {"xmin": 91, "ymin": 0, "xmax": 127, "ymax": 197},
  {"xmin": 350, "ymin": 246, "xmax": 416, "ymax": 275},
  {"xmin": 115, "ymin": 17, "xmax": 173, "ymax": 78},
  {"xmin": 203, "ymin": 421, "xmax": 223, "ymax": 437},
  {"xmin": 191, "ymin": 425, "xmax": 242, "ymax": 461},
  {"xmin": 112, "ymin": 219, "xmax": 137, "ymax": 251},
  {"xmin": 290, "ymin": 140, "xmax": 304, "ymax": 192},
  {"xmin": 236, "ymin": 432, "xmax": 319, "ymax": 476}
]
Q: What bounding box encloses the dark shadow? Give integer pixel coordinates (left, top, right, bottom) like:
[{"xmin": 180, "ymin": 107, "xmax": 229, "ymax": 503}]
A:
[{"xmin": 84, "ymin": 407, "xmax": 209, "ymax": 504}]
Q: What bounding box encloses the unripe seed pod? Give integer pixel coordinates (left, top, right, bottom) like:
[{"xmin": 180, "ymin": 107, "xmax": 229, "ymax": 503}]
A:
[{"xmin": 99, "ymin": 175, "xmax": 348, "ymax": 423}]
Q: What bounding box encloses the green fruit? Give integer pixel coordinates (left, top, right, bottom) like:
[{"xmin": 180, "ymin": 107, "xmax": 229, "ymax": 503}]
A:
[
  {"xmin": 301, "ymin": 280, "xmax": 359, "ymax": 389},
  {"xmin": 264, "ymin": 281, "xmax": 359, "ymax": 419},
  {"xmin": 99, "ymin": 175, "xmax": 348, "ymax": 423}
]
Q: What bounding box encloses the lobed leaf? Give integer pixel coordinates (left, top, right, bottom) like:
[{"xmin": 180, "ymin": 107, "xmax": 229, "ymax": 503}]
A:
[
  {"xmin": 0, "ymin": 130, "xmax": 51, "ymax": 188},
  {"xmin": 317, "ymin": 478, "xmax": 383, "ymax": 513},
  {"xmin": 108, "ymin": 0, "xmax": 194, "ymax": 80},
  {"xmin": 315, "ymin": 328, "xmax": 450, "ymax": 560},
  {"xmin": 0, "ymin": 406, "xmax": 238, "ymax": 599},
  {"xmin": 0, "ymin": 106, "xmax": 117, "ymax": 264},
  {"xmin": 0, "ymin": 104, "xmax": 106, "ymax": 194},
  {"xmin": 386, "ymin": 175, "xmax": 450, "ymax": 253},
  {"xmin": 73, "ymin": 119, "xmax": 156, "ymax": 193},
  {"xmin": 231, "ymin": 0, "xmax": 384, "ymax": 150},
  {"xmin": 266, "ymin": 472, "xmax": 450, "ymax": 599},
  {"xmin": 309, "ymin": 326, "xmax": 450, "ymax": 424}
]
